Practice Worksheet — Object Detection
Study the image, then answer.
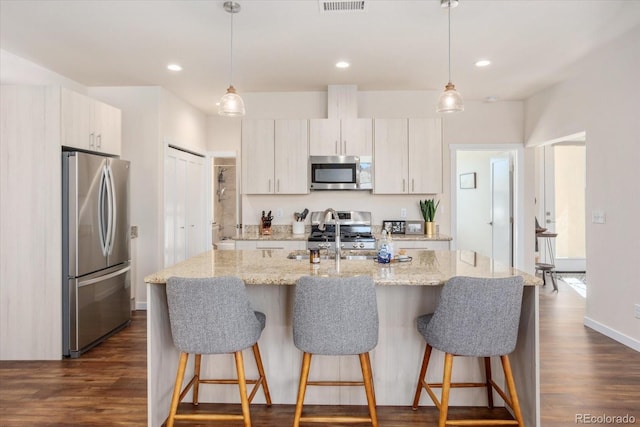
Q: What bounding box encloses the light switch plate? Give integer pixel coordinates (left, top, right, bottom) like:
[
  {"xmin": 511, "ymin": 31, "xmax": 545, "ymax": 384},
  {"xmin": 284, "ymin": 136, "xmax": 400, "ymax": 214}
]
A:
[
  {"xmin": 400, "ymin": 208, "xmax": 407, "ymax": 218},
  {"xmin": 130, "ymin": 225, "xmax": 138, "ymax": 239},
  {"xmin": 592, "ymin": 210, "xmax": 606, "ymax": 224}
]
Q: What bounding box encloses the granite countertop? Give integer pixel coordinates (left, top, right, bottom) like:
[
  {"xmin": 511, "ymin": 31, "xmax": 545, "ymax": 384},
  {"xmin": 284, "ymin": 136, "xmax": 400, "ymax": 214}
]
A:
[
  {"xmin": 145, "ymin": 249, "xmax": 540, "ymax": 287},
  {"xmin": 234, "ymin": 225, "xmax": 452, "ymax": 242}
]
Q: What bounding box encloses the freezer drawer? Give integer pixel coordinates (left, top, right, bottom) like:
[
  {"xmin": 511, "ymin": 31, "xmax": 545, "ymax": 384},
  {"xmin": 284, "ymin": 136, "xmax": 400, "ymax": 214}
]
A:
[{"xmin": 65, "ymin": 264, "xmax": 131, "ymax": 357}]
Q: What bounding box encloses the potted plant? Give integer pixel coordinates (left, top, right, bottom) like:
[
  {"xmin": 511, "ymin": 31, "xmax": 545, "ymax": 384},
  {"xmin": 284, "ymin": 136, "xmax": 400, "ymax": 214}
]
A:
[{"xmin": 419, "ymin": 198, "xmax": 440, "ymax": 236}]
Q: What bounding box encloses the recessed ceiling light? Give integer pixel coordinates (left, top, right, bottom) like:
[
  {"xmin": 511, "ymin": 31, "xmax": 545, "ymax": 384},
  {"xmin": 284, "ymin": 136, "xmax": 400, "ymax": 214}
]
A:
[
  {"xmin": 475, "ymin": 59, "xmax": 491, "ymax": 68},
  {"xmin": 335, "ymin": 61, "xmax": 350, "ymax": 69},
  {"xmin": 484, "ymin": 96, "xmax": 499, "ymax": 103},
  {"xmin": 167, "ymin": 64, "xmax": 182, "ymax": 71}
]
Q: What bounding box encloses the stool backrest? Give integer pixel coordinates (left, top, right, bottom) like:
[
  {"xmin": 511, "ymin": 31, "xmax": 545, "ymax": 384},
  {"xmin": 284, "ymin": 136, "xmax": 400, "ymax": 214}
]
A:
[
  {"xmin": 166, "ymin": 276, "xmax": 261, "ymax": 354},
  {"xmin": 293, "ymin": 275, "xmax": 378, "ymax": 355},
  {"xmin": 426, "ymin": 276, "xmax": 524, "ymax": 357}
]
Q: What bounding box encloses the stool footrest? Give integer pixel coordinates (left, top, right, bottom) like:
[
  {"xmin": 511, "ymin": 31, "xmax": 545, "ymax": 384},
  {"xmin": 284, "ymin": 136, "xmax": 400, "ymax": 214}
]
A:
[{"xmin": 307, "ymin": 380, "xmax": 364, "ymax": 386}]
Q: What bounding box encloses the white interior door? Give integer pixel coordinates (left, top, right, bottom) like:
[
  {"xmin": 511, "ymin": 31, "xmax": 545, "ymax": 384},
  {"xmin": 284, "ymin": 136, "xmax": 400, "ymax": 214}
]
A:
[
  {"xmin": 491, "ymin": 156, "xmax": 513, "ymax": 267},
  {"xmin": 543, "ymin": 143, "xmax": 586, "ymax": 272}
]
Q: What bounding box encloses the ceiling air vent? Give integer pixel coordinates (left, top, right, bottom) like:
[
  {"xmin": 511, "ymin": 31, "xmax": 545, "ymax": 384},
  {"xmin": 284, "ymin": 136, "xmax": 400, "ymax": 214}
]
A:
[{"xmin": 319, "ymin": 0, "xmax": 367, "ymax": 13}]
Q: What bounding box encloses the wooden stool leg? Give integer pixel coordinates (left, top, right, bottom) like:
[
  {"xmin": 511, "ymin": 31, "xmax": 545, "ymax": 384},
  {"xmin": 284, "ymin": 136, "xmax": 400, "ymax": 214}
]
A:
[
  {"xmin": 234, "ymin": 351, "xmax": 251, "ymax": 427},
  {"xmin": 484, "ymin": 356, "xmax": 494, "ymax": 408},
  {"xmin": 501, "ymin": 355, "xmax": 525, "ymax": 427},
  {"xmin": 193, "ymin": 353, "xmax": 202, "ymax": 405},
  {"xmin": 364, "ymin": 352, "xmax": 377, "ymax": 408},
  {"xmin": 166, "ymin": 352, "xmax": 189, "ymax": 427},
  {"xmin": 293, "ymin": 352, "xmax": 312, "ymax": 427},
  {"xmin": 438, "ymin": 353, "xmax": 454, "ymax": 427},
  {"xmin": 412, "ymin": 344, "xmax": 432, "ymax": 409},
  {"xmin": 359, "ymin": 353, "xmax": 379, "ymax": 427},
  {"xmin": 251, "ymin": 343, "xmax": 272, "ymax": 406}
]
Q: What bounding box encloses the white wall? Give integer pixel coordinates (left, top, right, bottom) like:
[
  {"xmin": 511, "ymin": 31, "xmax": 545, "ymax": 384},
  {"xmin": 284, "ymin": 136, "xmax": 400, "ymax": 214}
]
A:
[
  {"xmin": 0, "ymin": 50, "xmax": 86, "ymax": 93},
  {"xmin": 456, "ymin": 151, "xmax": 505, "ymax": 258},
  {"xmin": 525, "ymin": 26, "xmax": 640, "ymax": 348}
]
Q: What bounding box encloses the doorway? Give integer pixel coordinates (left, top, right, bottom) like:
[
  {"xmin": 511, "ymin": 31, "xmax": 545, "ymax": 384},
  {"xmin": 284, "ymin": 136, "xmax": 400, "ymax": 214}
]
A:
[
  {"xmin": 453, "ymin": 147, "xmax": 518, "ymax": 267},
  {"xmin": 208, "ymin": 152, "xmax": 240, "ymax": 248},
  {"xmin": 540, "ymin": 137, "xmax": 586, "ymax": 272}
]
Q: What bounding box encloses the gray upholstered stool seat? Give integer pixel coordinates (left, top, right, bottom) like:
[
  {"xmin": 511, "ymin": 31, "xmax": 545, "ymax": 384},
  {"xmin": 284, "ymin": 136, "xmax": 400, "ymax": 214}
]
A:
[
  {"xmin": 165, "ymin": 276, "xmax": 272, "ymax": 427},
  {"xmin": 412, "ymin": 276, "xmax": 525, "ymax": 427},
  {"xmin": 292, "ymin": 275, "xmax": 379, "ymax": 426}
]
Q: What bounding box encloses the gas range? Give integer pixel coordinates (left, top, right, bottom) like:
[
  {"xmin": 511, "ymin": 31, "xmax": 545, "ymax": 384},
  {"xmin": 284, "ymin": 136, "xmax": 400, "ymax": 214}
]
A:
[{"xmin": 306, "ymin": 211, "xmax": 376, "ymax": 251}]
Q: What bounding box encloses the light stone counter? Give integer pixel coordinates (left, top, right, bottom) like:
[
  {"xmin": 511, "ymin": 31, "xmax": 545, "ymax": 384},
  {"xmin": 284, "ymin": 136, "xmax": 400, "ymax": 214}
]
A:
[
  {"xmin": 146, "ymin": 250, "xmax": 540, "ymax": 427},
  {"xmin": 145, "ymin": 249, "xmax": 537, "ymax": 286}
]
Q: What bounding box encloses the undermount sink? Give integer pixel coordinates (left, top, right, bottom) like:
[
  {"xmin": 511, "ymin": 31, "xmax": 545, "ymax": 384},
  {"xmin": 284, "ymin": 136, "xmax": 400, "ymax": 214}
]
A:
[{"xmin": 287, "ymin": 250, "xmax": 377, "ymax": 261}]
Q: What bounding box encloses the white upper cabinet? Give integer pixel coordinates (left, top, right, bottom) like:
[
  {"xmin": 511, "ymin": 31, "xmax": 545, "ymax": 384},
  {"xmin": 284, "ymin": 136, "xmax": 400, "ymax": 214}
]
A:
[
  {"xmin": 373, "ymin": 118, "xmax": 442, "ymax": 194},
  {"xmin": 309, "ymin": 118, "xmax": 372, "ymax": 156},
  {"xmin": 242, "ymin": 119, "xmax": 309, "ymax": 195},
  {"xmin": 61, "ymin": 87, "xmax": 122, "ymax": 156},
  {"xmin": 274, "ymin": 119, "xmax": 309, "ymax": 194},
  {"xmin": 242, "ymin": 120, "xmax": 275, "ymax": 194},
  {"xmin": 408, "ymin": 118, "xmax": 443, "ymax": 194},
  {"xmin": 373, "ymin": 119, "xmax": 409, "ymax": 194}
]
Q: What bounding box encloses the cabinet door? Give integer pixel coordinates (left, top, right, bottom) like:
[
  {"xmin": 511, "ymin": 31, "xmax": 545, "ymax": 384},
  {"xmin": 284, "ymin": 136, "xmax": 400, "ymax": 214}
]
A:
[
  {"xmin": 241, "ymin": 120, "xmax": 275, "ymax": 194},
  {"xmin": 309, "ymin": 119, "xmax": 340, "ymax": 155},
  {"xmin": 186, "ymin": 156, "xmax": 205, "ymax": 258},
  {"xmin": 61, "ymin": 87, "xmax": 92, "ymax": 150},
  {"xmin": 408, "ymin": 118, "xmax": 442, "ymax": 194},
  {"xmin": 274, "ymin": 119, "xmax": 309, "ymax": 194},
  {"xmin": 341, "ymin": 119, "xmax": 372, "ymax": 156},
  {"xmin": 373, "ymin": 119, "xmax": 408, "ymax": 194},
  {"xmin": 94, "ymin": 101, "xmax": 122, "ymax": 156}
]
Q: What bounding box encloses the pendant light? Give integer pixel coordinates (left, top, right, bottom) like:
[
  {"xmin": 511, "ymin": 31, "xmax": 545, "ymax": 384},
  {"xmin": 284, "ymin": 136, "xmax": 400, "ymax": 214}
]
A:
[
  {"xmin": 436, "ymin": 0, "xmax": 464, "ymax": 113},
  {"xmin": 218, "ymin": 1, "xmax": 245, "ymax": 117}
]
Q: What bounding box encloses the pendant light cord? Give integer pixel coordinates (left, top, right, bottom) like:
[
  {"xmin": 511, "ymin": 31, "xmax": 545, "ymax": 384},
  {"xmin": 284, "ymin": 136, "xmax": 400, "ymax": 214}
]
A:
[
  {"xmin": 447, "ymin": 0, "xmax": 451, "ymax": 83},
  {"xmin": 229, "ymin": 11, "xmax": 234, "ymax": 87}
]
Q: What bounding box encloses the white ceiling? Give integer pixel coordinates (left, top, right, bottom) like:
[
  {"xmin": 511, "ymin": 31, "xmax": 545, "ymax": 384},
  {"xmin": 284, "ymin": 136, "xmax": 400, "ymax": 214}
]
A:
[{"xmin": 1, "ymin": 0, "xmax": 639, "ymax": 115}]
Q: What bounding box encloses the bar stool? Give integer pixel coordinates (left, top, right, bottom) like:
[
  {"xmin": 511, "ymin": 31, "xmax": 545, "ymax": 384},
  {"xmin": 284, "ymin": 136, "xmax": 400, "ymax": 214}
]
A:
[
  {"xmin": 535, "ymin": 231, "xmax": 558, "ymax": 291},
  {"xmin": 165, "ymin": 276, "xmax": 272, "ymax": 427},
  {"xmin": 292, "ymin": 275, "xmax": 379, "ymax": 427},
  {"xmin": 412, "ymin": 276, "xmax": 525, "ymax": 427}
]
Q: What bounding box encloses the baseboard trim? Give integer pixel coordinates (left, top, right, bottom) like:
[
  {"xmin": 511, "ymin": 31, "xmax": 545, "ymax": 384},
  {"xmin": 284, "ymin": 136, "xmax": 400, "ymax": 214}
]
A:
[
  {"xmin": 584, "ymin": 316, "xmax": 640, "ymax": 352},
  {"xmin": 135, "ymin": 301, "xmax": 147, "ymax": 311}
]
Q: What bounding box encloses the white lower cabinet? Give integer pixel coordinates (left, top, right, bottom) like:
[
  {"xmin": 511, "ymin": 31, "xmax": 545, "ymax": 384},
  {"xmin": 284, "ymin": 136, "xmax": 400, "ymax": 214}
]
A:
[
  {"xmin": 235, "ymin": 240, "xmax": 307, "ymax": 251},
  {"xmin": 394, "ymin": 240, "xmax": 451, "ymax": 251},
  {"xmin": 164, "ymin": 147, "xmax": 205, "ymax": 266}
]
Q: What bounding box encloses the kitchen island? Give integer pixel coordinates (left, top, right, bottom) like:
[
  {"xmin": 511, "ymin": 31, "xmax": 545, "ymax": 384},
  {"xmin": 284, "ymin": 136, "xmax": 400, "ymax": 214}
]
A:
[{"xmin": 145, "ymin": 249, "xmax": 540, "ymax": 427}]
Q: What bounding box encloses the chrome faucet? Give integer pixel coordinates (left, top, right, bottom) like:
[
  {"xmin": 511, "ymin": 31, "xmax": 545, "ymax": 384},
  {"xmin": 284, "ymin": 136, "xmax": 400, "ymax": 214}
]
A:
[{"xmin": 318, "ymin": 208, "xmax": 341, "ymax": 260}]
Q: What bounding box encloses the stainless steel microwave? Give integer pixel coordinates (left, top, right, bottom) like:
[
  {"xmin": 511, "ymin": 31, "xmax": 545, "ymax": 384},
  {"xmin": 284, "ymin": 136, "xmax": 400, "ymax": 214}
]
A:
[{"xmin": 309, "ymin": 155, "xmax": 373, "ymax": 191}]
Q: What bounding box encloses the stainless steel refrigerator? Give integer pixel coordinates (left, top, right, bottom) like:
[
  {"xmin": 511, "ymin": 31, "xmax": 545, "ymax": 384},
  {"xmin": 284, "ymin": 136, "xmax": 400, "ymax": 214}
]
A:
[{"xmin": 62, "ymin": 151, "xmax": 131, "ymax": 358}]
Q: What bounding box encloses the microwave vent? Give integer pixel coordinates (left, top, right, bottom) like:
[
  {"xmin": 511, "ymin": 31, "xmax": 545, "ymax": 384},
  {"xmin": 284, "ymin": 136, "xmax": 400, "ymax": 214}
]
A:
[{"xmin": 319, "ymin": 0, "xmax": 367, "ymax": 13}]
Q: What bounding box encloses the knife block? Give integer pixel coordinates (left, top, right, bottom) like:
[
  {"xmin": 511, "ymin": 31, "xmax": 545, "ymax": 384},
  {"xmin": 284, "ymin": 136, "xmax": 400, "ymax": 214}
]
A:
[{"xmin": 260, "ymin": 219, "xmax": 272, "ymax": 235}]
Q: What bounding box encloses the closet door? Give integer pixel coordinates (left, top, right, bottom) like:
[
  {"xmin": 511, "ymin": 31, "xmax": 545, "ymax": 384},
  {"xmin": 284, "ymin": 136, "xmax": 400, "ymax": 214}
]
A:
[{"xmin": 164, "ymin": 146, "xmax": 205, "ymax": 266}]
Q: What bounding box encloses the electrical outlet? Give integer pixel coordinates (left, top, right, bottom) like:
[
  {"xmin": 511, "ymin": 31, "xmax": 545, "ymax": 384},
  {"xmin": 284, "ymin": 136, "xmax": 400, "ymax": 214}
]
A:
[
  {"xmin": 276, "ymin": 208, "xmax": 283, "ymax": 218},
  {"xmin": 635, "ymin": 304, "xmax": 640, "ymax": 319},
  {"xmin": 130, "ymin": 225, "xmax": 138, "ymax": 239},
  {"xmin": 400, "ymin": 208, "xmax": 407, "ymax": 218}
]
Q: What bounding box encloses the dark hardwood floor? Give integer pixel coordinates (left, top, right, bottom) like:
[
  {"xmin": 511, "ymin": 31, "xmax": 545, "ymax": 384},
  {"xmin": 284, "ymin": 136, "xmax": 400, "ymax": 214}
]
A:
[{"xmin": 1, "ymin": 280, "xmax": 639, "ymax": 426}]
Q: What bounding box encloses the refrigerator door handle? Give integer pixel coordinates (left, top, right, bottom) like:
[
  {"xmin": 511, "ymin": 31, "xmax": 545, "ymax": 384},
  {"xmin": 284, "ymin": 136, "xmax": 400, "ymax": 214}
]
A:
[
  {"xmin": 106, "ymin": 164, "xmax": 117, "ymax": 256},
  {"xmin": 78, "ymin": 265, "xmax": 131, "ymax": 288},
  {"xmin": 98, "ymin": 165, "xmax": 108, "ymax": 257}
]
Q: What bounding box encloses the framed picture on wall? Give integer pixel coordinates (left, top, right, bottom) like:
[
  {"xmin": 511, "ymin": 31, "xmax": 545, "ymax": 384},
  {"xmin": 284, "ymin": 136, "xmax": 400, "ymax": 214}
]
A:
[
  {"xmin": 460, "ymin": 172, "xmax": 477, "ymax": 189},
  {"xmin": 405, "ymin": 220, "xmax": 424, "ymax": 235}
]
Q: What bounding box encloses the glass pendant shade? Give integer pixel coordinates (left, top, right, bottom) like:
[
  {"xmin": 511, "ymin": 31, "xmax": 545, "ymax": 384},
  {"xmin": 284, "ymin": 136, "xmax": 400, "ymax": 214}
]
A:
[
  {"xmin": 437, "ymin": 82, "xmax": 464, "ymax": 113},
  {"xmin": 218, "ymin": 85, "xmax": 245, "ymax": 117}
]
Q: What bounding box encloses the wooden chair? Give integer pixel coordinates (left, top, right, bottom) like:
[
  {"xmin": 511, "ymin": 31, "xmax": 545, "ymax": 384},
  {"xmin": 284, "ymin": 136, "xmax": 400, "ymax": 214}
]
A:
[
  {"xmin": 165, "ymin": 276, "xmax": 272, "ymax": 427},
  {"xmin": 292, "ymin": 275, "xmax": 379, "ymax": 426},
  {"xmin": 412, "ymin": 276, "xmax": 525, "ymax": 427}
]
